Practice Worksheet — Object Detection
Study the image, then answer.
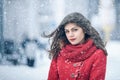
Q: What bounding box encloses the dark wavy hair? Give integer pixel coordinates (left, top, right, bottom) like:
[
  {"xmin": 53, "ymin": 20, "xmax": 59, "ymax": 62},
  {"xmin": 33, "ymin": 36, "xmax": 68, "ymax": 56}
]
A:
[{"xmin": 43, "ymin": 12, "xmax": 107, "ymax": 59}]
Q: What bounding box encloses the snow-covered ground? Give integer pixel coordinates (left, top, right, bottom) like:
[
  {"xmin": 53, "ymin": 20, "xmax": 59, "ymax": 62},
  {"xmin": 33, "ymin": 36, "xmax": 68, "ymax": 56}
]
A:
[
  {"xmin": 106, "ymin": 41, "xmax": 120, "ymax": 80},
  {"xmin": 0, "ymin": 50, "xmax": 51, "ymax": 80},
  {"xmin": 0, "ymin": 41, "xmax": 120, "ymax": 80}
]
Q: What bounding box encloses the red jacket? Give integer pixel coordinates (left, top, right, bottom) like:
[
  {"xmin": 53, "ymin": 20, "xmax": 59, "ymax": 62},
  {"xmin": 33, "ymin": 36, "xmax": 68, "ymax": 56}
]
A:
[{"xmin": 48, "ymin": 40, "xmax": 107, "ymax": 80}]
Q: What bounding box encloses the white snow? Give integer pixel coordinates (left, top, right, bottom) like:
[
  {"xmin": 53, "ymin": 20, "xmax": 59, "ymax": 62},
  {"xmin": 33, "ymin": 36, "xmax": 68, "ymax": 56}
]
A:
[{"xmin": 105, "ymin": 41, "xmax": 120, "ymax": 80}]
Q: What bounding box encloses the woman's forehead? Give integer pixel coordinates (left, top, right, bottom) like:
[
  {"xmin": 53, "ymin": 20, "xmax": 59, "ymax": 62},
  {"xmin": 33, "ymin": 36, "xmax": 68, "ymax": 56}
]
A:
[{"xmin": 64, "ymin": 23, "xmax": 80, "ymax": 29}]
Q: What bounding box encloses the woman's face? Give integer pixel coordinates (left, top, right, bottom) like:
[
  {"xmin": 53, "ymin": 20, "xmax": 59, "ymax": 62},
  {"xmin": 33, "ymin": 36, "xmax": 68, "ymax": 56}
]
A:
[{"xmin": 64, "ymin": 23, "xmax": 85, "ymax": 45}]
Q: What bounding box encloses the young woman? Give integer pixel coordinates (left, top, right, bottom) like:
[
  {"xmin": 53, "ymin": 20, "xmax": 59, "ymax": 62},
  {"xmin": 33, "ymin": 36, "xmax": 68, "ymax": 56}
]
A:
[{"xmin": 44, "ymin": 12, "xmax": 107, "ymax": 80}]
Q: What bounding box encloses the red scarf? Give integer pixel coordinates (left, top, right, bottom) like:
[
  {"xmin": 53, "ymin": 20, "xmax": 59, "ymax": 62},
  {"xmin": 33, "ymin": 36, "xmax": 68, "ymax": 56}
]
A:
[{"xmin": 59, "ymin": 39, "xmax": 97, "ymax": 62}]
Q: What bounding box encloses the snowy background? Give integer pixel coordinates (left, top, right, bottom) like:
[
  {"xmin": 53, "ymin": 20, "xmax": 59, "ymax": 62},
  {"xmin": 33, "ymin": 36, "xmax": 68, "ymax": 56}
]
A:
[{"xmin": 0, "ymin": 0, "xmax": 120, "ymax": 80}]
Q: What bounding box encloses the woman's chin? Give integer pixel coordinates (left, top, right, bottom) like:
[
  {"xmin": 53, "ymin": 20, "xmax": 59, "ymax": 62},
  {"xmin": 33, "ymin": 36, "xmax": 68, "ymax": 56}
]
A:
[{"xmin": 70, "ymin": 42, "xmax": 78, "ymax": 45}]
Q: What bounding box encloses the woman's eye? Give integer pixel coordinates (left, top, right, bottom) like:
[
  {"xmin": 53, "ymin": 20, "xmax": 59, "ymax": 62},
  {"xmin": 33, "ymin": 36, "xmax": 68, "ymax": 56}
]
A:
[
  {"xmin": 72, "ymin": 29, "xmax": 78, "ymax": 31},
  {"xmin": 65, "ymin": 30, "xmax": 69, "ymax": 33}
]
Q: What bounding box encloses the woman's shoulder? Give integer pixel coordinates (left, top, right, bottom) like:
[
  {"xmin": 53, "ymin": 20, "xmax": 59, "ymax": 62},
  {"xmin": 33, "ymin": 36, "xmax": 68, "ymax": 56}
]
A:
[{"xmin": 92, "ymin": 49, "xmax": 106, "ymax": 59}]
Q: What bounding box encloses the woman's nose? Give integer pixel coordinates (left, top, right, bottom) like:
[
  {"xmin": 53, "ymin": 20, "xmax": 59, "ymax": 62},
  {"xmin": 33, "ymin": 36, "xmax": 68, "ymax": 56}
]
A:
[{"xmin": 69, "ymin": 31, "xmax": 74, "ymax": 37}]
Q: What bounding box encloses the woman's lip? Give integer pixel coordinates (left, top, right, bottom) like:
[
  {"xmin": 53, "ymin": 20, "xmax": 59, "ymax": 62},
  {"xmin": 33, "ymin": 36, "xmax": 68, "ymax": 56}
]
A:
[{"xmin": 70, "ymin": 38, "xmax": 76, "ymax": 41}]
